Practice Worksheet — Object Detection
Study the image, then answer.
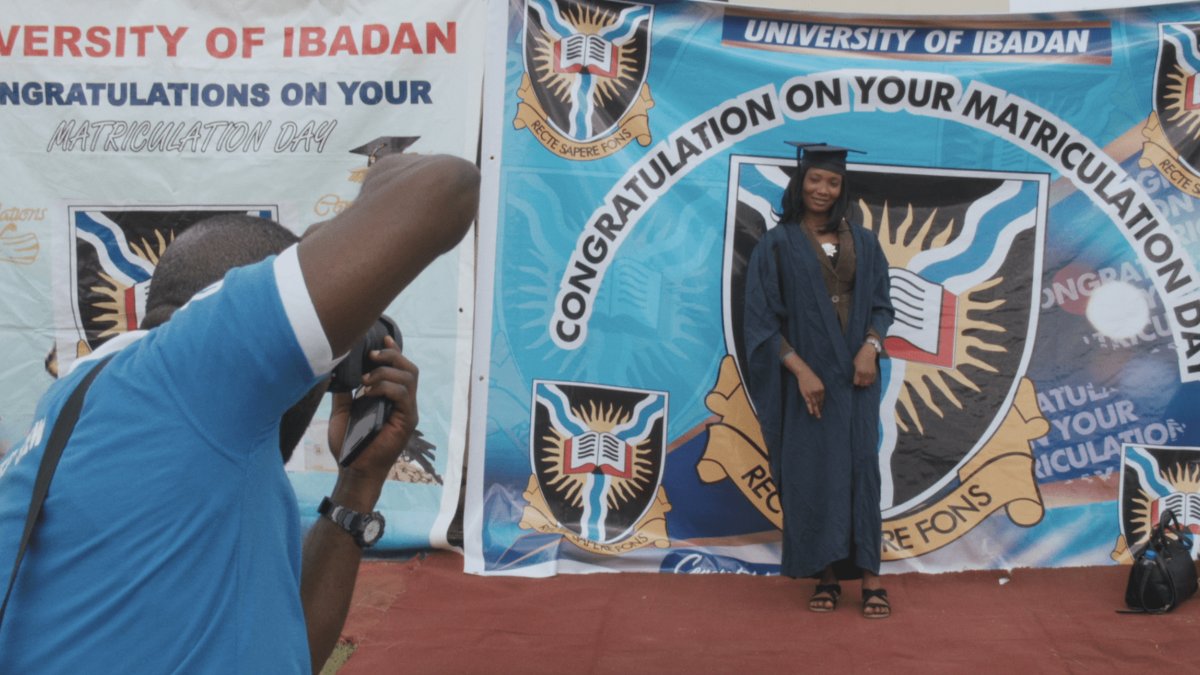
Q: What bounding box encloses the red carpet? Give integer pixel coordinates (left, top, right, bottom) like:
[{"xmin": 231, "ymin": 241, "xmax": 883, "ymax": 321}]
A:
[{"xmin": 337, "ymin": 551, "xmax": 1199, "ymax": 673}]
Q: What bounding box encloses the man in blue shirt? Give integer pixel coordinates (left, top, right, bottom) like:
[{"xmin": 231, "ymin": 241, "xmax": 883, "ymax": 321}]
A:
[{"xmin": 0, "ymin": 152, "xmax": 480, "ymax": 673}]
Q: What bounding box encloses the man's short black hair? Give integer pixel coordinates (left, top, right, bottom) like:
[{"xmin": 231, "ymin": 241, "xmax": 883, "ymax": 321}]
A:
[{"xmin": 142, "ymin": 214, "xmax": 298, "ymax": 329}]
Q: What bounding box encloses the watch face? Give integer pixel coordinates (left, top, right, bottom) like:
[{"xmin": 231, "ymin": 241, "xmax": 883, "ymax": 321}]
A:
[{"xmin": 362, "ymin": 518, "xmax": 383, "ymax": 544}]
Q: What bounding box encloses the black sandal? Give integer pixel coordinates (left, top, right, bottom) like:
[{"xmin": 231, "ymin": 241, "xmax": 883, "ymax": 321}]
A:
[
  {"xmin": 861, "ymin": 588, "xmax": 890, "ymax": 619},
  {"xmin": 808, "ymin": 583, "xmax": 841, "ymax": 612}
]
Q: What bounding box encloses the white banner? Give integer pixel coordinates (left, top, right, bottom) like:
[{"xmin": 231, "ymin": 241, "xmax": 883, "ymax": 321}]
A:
[{"xmin": 0, "ymin": 0, "xmax": 485, "ymax": 549}]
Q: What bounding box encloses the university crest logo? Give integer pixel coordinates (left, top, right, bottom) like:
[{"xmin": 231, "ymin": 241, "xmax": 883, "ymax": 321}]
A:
[
  {"xmin": 1141, "ymin": 23, "xmax": 1200, "ymax": 198},
  {"xmin": 57, "ymin": 206, "xmax": 276, "ymax": 365},
  {"xmin": 701, "ymin": 156, "xmax": 1051, "ymax": 559},
  {"xmin": 1113, "ymin": 445, "xmax": 1200, "ymax": 562},
  {"xmin": 514, "ymin": 0, "xmax": 655, "ymax": 161},
  {"xmin": 521, "ymin": 380, "xmax": 672, "ymax": 554}
]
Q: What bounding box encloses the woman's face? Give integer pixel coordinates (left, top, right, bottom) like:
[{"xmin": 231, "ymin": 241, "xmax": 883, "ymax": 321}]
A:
[{"xmin": 801, "ymin": 167, "xmax": 843, "ymax": 216}]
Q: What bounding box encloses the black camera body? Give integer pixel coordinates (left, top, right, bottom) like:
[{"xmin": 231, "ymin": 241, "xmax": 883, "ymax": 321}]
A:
[
  {"xmin": 329, "ymin": 315, "xmax": 401, "ymax": 394},
  {"xmin": 329, "ymin": 315, "xmax": 402, "ymax": 466}
]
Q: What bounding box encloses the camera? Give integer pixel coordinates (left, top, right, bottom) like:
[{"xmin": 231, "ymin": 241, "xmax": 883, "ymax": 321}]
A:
[
  {"xmin": 329, "ymin": 316, "xmax": 401, "ymax": 394},
  {"xmin": 329, "ymin": 315, "xmax": 401, "ymax": 466}
]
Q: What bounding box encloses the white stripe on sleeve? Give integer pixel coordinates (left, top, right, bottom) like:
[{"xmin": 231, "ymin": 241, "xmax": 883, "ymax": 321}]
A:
[{"xmin": 274, "ymin": 245, "xmax": 336, "ymax": 376}]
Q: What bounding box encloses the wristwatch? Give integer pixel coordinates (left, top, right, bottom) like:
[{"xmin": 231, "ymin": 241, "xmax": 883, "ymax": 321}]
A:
[
  {"xmin": 865, "ymin": 336, "xmax": 883, "ymax": 354},
  {"xmin": 318, "ymin": 497, "xmax": 385, "ymax": 549}
]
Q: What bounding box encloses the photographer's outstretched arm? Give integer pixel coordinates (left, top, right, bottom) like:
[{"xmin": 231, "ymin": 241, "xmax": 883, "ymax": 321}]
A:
[
  {"xmin": 296, "ymin": 154, "xmax": 479, "ymax": 672},
  {"xmin": 297, "ymin": 153, "xmax": 480, "ymax": 356}
]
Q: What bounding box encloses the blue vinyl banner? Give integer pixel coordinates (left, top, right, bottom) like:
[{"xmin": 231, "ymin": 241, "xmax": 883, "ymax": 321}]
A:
[{"xmin": 466, "ymin": 0, "xmax": 1200, "ymax": 575}]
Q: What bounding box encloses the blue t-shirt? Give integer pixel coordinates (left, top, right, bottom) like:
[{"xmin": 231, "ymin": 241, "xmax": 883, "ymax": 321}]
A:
[{"xmin": 0, "ymin": 246, "xmax": 335, "ymax": 673}]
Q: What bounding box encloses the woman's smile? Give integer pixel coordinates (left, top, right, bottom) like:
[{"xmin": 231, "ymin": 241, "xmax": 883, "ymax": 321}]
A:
[{"xmin": 801, "ymin": 167, "xmax": 843, "ymax": 216}]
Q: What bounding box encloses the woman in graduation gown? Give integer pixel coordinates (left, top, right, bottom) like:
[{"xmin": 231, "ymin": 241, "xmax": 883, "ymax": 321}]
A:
[{"xmin": 742, "ymin": 142, "xmax": 895, "ymax": 618}]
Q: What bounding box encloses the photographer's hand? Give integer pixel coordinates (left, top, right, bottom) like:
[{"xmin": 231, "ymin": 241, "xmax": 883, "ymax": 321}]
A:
[
  {"xmin": 302, "ymin": 335, "xmax": 417, "ymax": 673},
  {"xmin": 329, "ymin": 335, "xmax": 419, "ymax": 484}
]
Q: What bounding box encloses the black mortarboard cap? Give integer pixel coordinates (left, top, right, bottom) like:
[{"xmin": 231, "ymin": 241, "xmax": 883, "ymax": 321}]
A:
[
  {"xmin": 350, "ymin": 136, "xmax": 420, "ymax": 164},
  {"xmin": 785, "ymin": 141, "xmax": 864, "ymax": 174}
]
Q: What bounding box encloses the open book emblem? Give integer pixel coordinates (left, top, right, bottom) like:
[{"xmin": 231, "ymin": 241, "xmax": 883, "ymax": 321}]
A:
[
  {"xmin": 553, "ymin": 34, "xmax": 619, "ymax": 78},
  {"xmin": 528, "ymin": 380, "xmax": 667, "ymax": 545},
  {"xmin": 1151, "ymin": 492, "xmax": 1200, "ymax": 533},
  {"xmin": 565, "ymin": 430, "xmax": 633, "ymax": 478},
  {"xmin": 884, "ymin": 268, "xmax": 958, "ymax": 368}
]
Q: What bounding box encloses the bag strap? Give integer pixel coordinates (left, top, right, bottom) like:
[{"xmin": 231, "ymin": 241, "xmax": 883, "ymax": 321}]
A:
[
  {"xmin": 1159, "ymin": 510, "xmax": 1180, "ymax": 536},
  {"xmin": 1144, "ymin": 555, "xmax": 1178, "ymax": 614},
  {"xmin": 0, "ymin": 356, "xmax": 111, "ymax": 627},
  {"xmin": 1159, "ymin": 510, "xmax": 1192, "ymax": 546}
]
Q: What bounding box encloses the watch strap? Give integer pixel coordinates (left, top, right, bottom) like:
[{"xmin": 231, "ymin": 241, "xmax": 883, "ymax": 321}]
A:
[{"xmin": 318, "ymin": 497, "xmax": 384, "ymax": 548}]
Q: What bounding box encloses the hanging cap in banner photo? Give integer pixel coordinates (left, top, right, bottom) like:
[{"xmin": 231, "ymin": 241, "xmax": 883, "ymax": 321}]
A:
[
  {"xmin": 350, "ymin": 136, "xmax": 421, "ymax": 164},
  {"xmin": 785, "ymin": 141, "xmax": 865, "ymax": 174}
]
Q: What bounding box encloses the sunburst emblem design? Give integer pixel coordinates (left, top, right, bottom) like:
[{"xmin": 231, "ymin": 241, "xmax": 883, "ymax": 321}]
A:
[
  {"xmin": 1130, "ymin": 462, "xmax": 1200, "ymax": 546},
  {"xmin": 1161, "ymin": 61, "xmax": 1200, "ymax": 142},
  {"xmin": 530, "ymin": 5, "xmax": 642, "ymax": 105},
  {"xmin": 525, "ymin": 0, "xmax": 651, "ymax": 142},
  {"xmin": 90, "ymin": 229, "xmax": 173, "ymax": 339},
  {"xmin": 539, "ymin": 399, "xmax": 657, "ymax": 509},
  {"xmin": 860, "ymin": 200, "xmax": 1008, "ymax": 436}
]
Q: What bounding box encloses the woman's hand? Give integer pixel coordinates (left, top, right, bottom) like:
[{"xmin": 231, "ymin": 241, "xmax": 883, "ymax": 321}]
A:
[
  {"xmin": 853, "ymin": 342, "xmax": 878, "ymax": 388},
  {"xmin": 794, "ymin": 367, "xmax": 825, "ymax": 419},
  {"xmin": 782, "ymin": 352, "xmax": 825, "ymax": 419}
]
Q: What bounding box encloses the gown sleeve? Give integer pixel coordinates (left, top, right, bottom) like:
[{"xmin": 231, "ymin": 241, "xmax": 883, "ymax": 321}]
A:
[
  {"xmin": 743, "ymin": 232, "xmax": 790, "ymax": 478},
  {"xmin": 864, "ymin": 230, "xmax": 895, "ymax": 344}
]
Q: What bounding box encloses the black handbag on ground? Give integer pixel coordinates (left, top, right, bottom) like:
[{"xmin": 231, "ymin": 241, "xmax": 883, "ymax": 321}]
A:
[{"xmin": 1122, "ymin": 510, "xmax": 1198, "ymax": 613}]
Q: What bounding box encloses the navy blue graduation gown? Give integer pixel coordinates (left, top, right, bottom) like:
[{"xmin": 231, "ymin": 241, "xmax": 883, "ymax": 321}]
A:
[{"xmin": 742, "ymin": 221, "xmax": 894, "ymax": 578}]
